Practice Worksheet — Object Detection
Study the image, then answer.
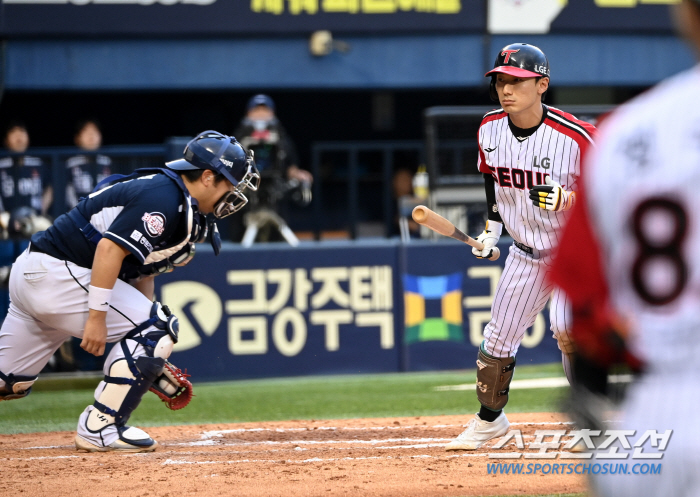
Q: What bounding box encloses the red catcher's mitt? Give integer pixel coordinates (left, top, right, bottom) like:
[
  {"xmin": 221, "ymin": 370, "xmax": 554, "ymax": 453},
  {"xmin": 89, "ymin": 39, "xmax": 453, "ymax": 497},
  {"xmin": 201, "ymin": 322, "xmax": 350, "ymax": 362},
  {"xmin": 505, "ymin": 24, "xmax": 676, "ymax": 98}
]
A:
[{"xmin": 149, "ymin": 361, "xmax": 193, "ymax": 410}]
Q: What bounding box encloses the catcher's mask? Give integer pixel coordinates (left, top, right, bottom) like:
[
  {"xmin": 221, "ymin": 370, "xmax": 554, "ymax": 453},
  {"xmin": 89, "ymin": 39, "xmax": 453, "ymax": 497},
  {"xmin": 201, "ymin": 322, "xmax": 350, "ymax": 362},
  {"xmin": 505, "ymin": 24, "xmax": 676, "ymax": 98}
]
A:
[{"xmin": 167, "ymin": 130, "xmax": 261, "ymax": 218}]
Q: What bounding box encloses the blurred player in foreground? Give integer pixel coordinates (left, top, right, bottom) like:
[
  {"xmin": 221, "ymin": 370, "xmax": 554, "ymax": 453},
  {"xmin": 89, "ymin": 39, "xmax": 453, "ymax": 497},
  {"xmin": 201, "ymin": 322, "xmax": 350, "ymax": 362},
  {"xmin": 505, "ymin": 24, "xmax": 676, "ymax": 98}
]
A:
[
  {"xmin": 446, "ymin": 43, "xmax": 596, "ymax": 450},
  {"xmin": 552, "ymin": 1, "xmax": 700, "ymax": 494},
  {"xmin": 0, "ymin": 131, "xmax": 259, "ymax": 453}
]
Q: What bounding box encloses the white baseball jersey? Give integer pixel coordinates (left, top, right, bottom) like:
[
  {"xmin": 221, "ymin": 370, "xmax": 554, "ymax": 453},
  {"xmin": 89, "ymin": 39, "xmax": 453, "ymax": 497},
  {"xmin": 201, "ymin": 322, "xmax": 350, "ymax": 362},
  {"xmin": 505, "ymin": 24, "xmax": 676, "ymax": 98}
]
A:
[
  {"xmin": 555, "ymin": 65, "xmax": 700, "ymax": 497},
  {"xmin": 476, "ymin": 106, "xmax": 596, "ymax": 367},
  {"xmin": 477, "ymin": 106, "xmax": 596, "ymax": 251},
  {"xmin": 583, "ymin": 66, "xmax": 700, "ymax": 372}
]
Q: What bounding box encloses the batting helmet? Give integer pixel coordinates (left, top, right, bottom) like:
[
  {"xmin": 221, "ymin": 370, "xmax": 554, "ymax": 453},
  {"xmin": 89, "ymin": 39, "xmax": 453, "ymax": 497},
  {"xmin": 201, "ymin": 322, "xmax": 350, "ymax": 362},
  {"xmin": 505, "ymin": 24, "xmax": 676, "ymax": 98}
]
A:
[
  {"xmin": 485, "ymin": 43, "xmax": 550, "ymax": 103},
  {"xmin": 167, "ymin": 130, "xmax": 261, "ymax": 218}
]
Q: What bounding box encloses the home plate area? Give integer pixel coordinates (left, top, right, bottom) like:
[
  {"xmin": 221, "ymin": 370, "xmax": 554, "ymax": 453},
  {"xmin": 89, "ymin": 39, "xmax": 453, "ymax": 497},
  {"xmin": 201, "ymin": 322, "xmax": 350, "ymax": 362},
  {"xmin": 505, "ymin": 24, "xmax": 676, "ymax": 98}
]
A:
[{"xmin": 1, "ymin": 413, "xmax": 585, "ymax": 497}]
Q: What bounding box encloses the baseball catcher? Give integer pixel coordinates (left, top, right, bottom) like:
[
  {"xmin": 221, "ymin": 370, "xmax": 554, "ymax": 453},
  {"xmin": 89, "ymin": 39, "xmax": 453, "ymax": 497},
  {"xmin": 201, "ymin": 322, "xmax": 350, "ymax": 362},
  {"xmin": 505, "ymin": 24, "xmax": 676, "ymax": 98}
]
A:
[{"xmin": 0, "ymin": 130, "xmax": 259, "ymax": 452}]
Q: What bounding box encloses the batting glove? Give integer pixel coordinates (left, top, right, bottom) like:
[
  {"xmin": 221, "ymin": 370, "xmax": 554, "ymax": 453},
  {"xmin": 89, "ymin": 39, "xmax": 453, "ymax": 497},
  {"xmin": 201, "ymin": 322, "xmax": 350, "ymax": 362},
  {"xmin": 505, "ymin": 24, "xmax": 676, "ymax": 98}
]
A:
[
  {"xmin": 529, "ymin": 176, "xmax": 576, "ymax": 212},
  {"xmin": 472, "ymin": 220, "xmax": 502, "ymax": 259}
]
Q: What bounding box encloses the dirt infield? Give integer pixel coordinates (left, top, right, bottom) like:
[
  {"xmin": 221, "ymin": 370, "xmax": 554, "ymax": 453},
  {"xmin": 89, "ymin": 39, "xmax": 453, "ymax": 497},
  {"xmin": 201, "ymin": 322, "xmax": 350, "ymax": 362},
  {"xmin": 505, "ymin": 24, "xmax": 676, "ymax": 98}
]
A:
[{"xmin": 0, "ymin": 413, "xmax": 585, "ymax": 497}]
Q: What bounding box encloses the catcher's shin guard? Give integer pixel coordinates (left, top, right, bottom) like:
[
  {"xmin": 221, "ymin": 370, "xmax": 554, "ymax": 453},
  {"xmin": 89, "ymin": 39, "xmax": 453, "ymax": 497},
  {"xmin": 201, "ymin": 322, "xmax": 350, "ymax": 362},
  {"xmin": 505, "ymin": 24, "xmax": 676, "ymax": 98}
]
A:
[
  {"xmin": 0, "ymin": 371, "xmax": 37, "ymax": 401},
  {"xmin": 86, "ymin": 356, "xmax": 165, "ymax": 434},
  {"xmin": 476, "ymin": 342, "xmax": 516, "ymax": 411}
]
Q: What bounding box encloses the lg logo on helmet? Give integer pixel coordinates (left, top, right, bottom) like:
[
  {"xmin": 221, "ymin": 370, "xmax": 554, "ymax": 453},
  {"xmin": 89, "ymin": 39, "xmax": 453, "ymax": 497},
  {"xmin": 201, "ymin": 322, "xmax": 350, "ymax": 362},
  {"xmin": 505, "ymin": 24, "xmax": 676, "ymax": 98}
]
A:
[{"xmin": 534, "ymin": 65, "xmax": 550, "ymax": 76}]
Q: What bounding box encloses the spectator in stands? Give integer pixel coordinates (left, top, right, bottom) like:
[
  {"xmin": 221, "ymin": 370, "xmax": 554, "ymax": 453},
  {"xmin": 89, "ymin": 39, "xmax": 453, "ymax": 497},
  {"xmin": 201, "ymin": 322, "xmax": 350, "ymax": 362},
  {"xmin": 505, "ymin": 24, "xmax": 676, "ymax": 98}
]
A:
[
  {"xmin": 65, "ymin": 119, "xmax": 112, "ymax": 210},
  {"xmin": 0, "ymin": 122, "xmax": 52, "ymax": 219},
  {"xmin": 0, "ymin": 122, "xmax": 53, "ymax": 323},
  {"xmin": 235, "ymin": 94, "xmax": 311, "ymax": 185},
  {"xmin": 391, "ymin": 167, "xmax": 421, "ymax": 239},
  {"xmin": 231, "ymin": 94, "xmax": 313, "ymax": 243}
]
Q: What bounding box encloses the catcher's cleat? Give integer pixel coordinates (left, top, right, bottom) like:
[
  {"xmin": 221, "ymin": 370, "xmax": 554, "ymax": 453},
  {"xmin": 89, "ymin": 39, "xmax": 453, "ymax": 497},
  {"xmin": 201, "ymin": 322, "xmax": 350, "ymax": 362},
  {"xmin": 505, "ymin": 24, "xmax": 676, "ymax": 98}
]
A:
[
  {"xmin": 445, "ymin": 411, "xmax": 510, "ymax": 451},
  {"xmin": 75, "ymin": 426, "xmax": 158, "ymax": 453}
]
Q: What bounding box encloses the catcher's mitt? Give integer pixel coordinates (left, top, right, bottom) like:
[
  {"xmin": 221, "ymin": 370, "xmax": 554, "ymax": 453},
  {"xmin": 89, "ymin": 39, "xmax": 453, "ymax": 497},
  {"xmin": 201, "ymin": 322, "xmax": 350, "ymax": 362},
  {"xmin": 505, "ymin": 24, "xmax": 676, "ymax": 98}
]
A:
[{"xmin": 149, "ymin": 360, "xmax": 193, "ymax": 410}]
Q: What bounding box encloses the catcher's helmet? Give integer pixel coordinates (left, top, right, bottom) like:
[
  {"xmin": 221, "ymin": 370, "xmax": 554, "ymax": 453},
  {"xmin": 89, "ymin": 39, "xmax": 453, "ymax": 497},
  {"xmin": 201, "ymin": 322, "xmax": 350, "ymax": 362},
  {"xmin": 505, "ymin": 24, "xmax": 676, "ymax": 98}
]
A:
[
  {"xmin": 167, "ymin": 130, "xmax": 260, "ymax": 218},
  {"xmin": 486, "ymin": 43, "xmax": 550, "ymax": 103}
]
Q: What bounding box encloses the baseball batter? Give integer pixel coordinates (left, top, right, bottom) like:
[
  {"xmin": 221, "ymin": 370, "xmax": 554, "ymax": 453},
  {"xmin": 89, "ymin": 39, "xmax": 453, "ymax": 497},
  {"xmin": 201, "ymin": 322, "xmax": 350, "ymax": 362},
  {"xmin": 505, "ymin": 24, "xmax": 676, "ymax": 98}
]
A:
[
  {"xmin": 553, "ymin": 1, "xmax": 700, "ymax": 493},
  {"xmin": 0, "ymin": 130, "xmax": 260, "ymax": 452},
  {"xmin": 446, "ymin": 43, "xmax": 596, "ymax": 450}
]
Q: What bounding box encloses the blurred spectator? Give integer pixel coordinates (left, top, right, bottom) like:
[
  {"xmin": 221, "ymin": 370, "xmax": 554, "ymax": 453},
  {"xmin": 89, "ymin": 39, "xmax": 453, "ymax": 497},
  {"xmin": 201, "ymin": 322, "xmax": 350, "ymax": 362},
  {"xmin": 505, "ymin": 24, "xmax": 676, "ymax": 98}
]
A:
[
  {"xmin": 235, "ymin": 94, "xmax": 312, "ymax": 185},
  {"xmin": 391, "ymin": 167, "xmax": 421, "ymax": 239},
  {"xmin": 231, "ymin": 95, "xmax": 313, "ymax": 243},
  {"xmin": 0, "ymin": 122, "xmax": 53, "ymax": 220},
  {"xmin": 0, "ymin": 122, "xmax": 53, "ymax": 324},
  {"xmin": 65, "ymin": 119, "xmax": 112, "ymax": 210}
]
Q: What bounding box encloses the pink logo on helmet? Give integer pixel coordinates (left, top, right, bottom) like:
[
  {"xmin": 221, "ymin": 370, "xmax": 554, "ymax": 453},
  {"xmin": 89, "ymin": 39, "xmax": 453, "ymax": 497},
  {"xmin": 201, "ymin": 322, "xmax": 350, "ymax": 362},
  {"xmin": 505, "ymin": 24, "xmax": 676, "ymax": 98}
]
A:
[
  {"xmin": 142, "ymin": 212, "xmax": 166, "ymax": 237},
  {"xmin": 501, "ymin": 49, "xmax": 520, "ymax": 64}
]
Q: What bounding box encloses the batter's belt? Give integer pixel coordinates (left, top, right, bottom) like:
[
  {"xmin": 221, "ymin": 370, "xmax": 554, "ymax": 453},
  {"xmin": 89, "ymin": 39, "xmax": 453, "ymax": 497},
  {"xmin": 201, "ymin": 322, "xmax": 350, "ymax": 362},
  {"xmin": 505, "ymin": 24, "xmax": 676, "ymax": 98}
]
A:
[{"xmin": 513, "ymin": 241, "xmax": 553, "ymax": 259}]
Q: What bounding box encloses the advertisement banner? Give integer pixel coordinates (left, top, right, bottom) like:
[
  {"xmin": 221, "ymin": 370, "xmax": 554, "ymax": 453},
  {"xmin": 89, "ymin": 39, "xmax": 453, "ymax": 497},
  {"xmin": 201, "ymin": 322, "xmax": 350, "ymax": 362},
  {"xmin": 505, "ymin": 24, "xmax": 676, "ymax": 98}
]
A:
[
  {"xmin": 0, "ymin": 0, "xmax": 676, "ymax": 36},
  {"xmin": 549, "ymin": 0, "xmax": 675, "ymax": 32},
  {"xmin": 156, "ymin": 242, "xmax": 401, "ymax": 381},
  {"xmin": 0, "ymin": 0, "xmax": 483, "ymax": 36},
  {"xmin": 487, "ymin": 0, "xmax": 675, "ymax": 34},
  {"xmin": 154, "ymin": 240, "xmax": 562, "ymax": 381},
  {"xmin": 400, "ymin": 241, "xmax": 561, "ymax": 371}
]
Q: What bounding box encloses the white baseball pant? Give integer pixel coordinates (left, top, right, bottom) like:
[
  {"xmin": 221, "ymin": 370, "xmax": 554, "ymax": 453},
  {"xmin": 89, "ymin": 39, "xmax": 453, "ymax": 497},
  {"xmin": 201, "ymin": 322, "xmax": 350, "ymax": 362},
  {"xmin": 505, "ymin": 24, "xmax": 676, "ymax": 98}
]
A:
[
  {"xmin": 482, "ymin": 244, "xmax": 573, "ymax": 380},
  {"xmin": 0, "ymin": 248, "xmax": 160, "ymax": 446}
]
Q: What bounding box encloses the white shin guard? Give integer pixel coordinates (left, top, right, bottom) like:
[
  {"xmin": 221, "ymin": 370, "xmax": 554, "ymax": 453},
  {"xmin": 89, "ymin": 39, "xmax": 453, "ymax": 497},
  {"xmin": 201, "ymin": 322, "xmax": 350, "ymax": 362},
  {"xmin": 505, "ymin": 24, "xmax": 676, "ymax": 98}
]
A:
[{"xmin": 80, "ymin": 355, "xmax": 166, "ymax": 448}]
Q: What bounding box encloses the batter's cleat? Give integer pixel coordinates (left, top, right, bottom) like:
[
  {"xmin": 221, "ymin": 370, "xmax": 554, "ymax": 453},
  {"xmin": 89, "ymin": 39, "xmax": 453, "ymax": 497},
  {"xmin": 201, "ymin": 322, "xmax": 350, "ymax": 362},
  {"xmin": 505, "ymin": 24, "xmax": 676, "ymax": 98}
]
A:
[
  {"xmin": 445, "ymin": 412, "xmax": 510, "ymax": 451},
  {"xmin": 75, "ymin": 426, "xmax": 158, "ymax": 453}
]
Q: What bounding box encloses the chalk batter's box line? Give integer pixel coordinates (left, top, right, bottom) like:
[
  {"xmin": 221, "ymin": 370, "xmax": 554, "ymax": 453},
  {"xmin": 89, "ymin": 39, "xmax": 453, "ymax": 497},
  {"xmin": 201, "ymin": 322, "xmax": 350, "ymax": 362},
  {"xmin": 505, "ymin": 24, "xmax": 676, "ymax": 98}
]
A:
[
  {"xmin": 161, "ymin": 453, "xmax": 496, "ymax": 466},
  {"xmin": 199, "ymin": 421, "xmax": 574, "ymax": 439}
]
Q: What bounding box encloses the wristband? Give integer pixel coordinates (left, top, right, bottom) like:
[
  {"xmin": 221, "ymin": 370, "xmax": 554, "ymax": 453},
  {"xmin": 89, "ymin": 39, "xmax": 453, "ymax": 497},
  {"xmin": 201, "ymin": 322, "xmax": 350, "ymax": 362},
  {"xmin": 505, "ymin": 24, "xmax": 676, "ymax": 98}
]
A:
[
  {"xmin": 88, "ymin": 285, "xmax": 112, "ymax": 312},
  {"xmin": 485, "ymin": 220, "xmax": 503, "ymax": 236}
]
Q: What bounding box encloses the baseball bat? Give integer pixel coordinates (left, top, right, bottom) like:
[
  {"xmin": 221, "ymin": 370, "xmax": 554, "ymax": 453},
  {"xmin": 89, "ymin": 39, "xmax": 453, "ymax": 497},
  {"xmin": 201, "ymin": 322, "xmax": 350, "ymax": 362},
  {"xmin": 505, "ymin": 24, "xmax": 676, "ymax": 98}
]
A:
[{"xmin": 411, "ymin": 205, "xmax": 500, "ymax": 261}]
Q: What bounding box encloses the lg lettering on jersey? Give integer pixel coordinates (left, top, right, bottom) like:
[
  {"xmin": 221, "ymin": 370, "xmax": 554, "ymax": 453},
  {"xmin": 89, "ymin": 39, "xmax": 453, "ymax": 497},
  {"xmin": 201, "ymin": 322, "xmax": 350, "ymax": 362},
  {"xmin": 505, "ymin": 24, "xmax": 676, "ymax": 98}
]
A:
[
  {"xmin": 501, "ymin": 49, "xmax": 519, "ymax": 63},
  {"xmin": 532, "ymin": 156, "xmax": 551, "ymax": 169},
  {"xmin": 142, "ymin": 212, "xmax": 166, "ymax": 237}
]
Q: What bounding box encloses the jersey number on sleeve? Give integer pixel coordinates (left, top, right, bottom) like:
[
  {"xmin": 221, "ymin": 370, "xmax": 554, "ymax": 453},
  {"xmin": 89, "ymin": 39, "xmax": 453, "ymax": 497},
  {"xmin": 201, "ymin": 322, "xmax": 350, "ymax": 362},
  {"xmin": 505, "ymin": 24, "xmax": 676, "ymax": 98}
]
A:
[{"xmin": 631, "ymin": 198, "xmax": 688, "ymax": 306}]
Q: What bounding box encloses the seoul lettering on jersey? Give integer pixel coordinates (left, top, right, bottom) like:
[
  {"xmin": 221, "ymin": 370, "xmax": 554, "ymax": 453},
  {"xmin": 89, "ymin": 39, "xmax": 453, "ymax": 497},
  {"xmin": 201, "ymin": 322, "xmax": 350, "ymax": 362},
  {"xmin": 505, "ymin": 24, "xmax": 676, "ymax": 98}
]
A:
[{"xmin": 485, "ymin": 166, "xmax": 550, "ymax": 190}]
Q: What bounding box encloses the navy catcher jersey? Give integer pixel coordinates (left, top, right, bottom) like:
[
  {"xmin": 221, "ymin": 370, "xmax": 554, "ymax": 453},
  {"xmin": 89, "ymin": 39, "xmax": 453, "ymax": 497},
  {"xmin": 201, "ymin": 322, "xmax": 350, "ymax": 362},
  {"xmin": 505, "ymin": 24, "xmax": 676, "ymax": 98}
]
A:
[
  {"xmin": 32, "ymin": 172, "xmax": 188, "ymax": 272},
  {"xmin": 0, "ymin": 155, "xmax": 48, "ymax": 213}
]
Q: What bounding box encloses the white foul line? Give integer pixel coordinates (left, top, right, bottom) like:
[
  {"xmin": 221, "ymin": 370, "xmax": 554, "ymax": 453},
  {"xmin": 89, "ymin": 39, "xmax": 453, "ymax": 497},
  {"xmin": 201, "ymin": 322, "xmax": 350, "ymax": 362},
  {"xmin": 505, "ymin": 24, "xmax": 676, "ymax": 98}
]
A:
[{"xmin": 435, "ymin": 374, "xmax": 633, "ymax": 392}]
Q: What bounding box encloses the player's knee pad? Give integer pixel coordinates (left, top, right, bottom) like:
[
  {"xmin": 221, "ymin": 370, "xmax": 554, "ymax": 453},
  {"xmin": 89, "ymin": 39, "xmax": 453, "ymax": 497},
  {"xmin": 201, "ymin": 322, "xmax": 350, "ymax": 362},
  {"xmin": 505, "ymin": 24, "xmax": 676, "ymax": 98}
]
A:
[
  {"xmin": 554, "ymin": 332, "xmax": 575, "ymax": 355},
  {"xmin": 86, "ymin": 356, "xmax": 165, "ymax": 433},
  {"xmin": 0, "ymin": 371, "xmax": 37, "ymax": 401},
  {"xmin": 123, "ymin": 301, "xmax": 179, "ymax": 359},
  {"xmin": 475, "ymin": 342, "xmax": 516, "ymax": 411}
]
